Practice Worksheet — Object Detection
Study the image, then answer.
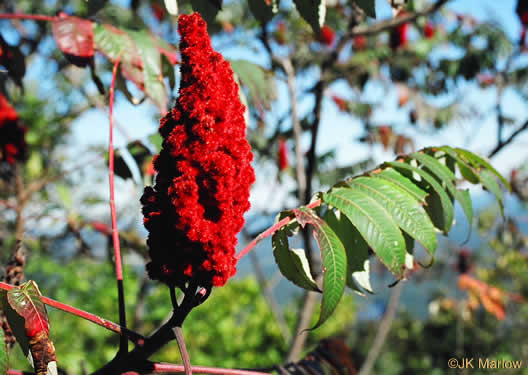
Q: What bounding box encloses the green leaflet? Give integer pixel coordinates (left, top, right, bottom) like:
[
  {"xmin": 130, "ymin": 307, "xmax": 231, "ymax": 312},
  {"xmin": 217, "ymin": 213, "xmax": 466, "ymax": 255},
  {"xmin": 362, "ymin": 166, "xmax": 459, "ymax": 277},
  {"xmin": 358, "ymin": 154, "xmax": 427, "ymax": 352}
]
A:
[
  {"xmin": 272, "ymin": 225, "xmax": 320, "ymax": 292},
  {"xmin": 386, "ymin": 161, "xmax": 454, "ymax": 234},
  {"xmin": 479, "ymin": 169, "xmax": 505, "ymax": 217},
  {"xmin": 229, "ymin": 60, "xmax": 277, "ymax": 112},
  {"xmin": 347, "ymin": 176, "xmax": 438, "ymax": 256},
  {"xmin": 455, "ymin": 148, "xmax": 510, "ymax": 190},
  {"xmin": 371, "ymin": 168, "xmax": 428, "ymax": 203},
  {"xmin": 0, "ymin": 289, "xmax": 30, "ymax": 361},
  {"xmin": 322, "ymin": 187, "xmax": 406, "ymax": 277},
  {"xmin": 323, "ymin": 209, "xmax": 372, "ymax": 294},
  {"xmin": 436, "ymin": 146, "xmax": 479, "ymax": 184},
  {"xmin": 409, "ymin": 152, "xmax": 473, "ymax": 233},
  {"xmin": 129, "ymin": 31, "xmax": 167, "ymax": 114},
  {"xmin": 292, "ymin": 208, "xmax": 347, "ymax": 330}
]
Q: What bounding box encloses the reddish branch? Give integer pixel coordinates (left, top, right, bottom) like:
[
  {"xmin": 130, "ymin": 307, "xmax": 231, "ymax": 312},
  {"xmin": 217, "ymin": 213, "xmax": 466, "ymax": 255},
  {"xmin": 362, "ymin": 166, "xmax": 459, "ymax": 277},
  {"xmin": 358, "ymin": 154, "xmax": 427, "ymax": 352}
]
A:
[
  {"xmin": 108, "ymin": 55, "xmax": 129, "ymax": 353},
  {"xmin": 235, "ymin": 199, "xmax": 322, "ymax": 261},
  {"xmin": 0, "ymin": 281, "xmax": 144, "ymax": 344},
  {"xmin": 109, "ymin": 56, "xmax": 124, "ymax": 284},
  {"xmin": 0, "ymin": 13, "xmax": 55, "ymax": 22},
  {"xmin": 9, "ymin": 363, "xmax": 271, "ymax": 375}
]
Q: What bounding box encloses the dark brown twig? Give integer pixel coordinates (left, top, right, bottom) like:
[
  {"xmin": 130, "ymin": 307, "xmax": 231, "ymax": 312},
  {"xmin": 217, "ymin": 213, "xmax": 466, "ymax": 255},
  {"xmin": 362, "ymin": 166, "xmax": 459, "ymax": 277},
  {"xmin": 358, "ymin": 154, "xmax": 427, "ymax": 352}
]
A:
[{"xmin": 488, "ymin": 119, "xmax": 528, "ymax": 158}]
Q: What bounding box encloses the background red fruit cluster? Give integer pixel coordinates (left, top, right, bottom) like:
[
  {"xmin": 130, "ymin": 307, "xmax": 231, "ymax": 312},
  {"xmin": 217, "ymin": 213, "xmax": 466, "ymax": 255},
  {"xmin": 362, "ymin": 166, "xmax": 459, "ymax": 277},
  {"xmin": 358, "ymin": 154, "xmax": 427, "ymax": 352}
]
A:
[
  {"xmin": 424, "ymin": 21, "xmax": 435, "ymax": 39},
  {"xmin": 278, "ymin": 139, "xmax": 289, "ymax": 171},
  {"xmin": 319, "ymin": 25, "xmax": 335, "ymax": 46},
  {"xmin": 390, "ymin": 22, "xmax": 409, "ymax": 49},
  {"xmin": 0, "ymin": 94, "xmax": 27, "ymax": 165},
  {"xmin": 141, "ymin": 13, "xmax": 255, "ymax": 288}
]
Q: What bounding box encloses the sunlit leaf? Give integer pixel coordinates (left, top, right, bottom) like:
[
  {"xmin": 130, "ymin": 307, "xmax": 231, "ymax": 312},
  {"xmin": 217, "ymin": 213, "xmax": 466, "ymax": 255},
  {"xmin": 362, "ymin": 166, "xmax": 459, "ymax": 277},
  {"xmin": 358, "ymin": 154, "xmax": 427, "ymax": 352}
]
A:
[
  {"xmin": 52, "ymin": 14, "xmax": 94, "ymax": 67},
  {"xmin": 272, "ymin": 221, "xmax": 320, "ymax": 292},
  {"xmin": 323, "ymin": 187, "xmax": 406, "ymax": 277},
  {"xmin": 293, "ymin": 0, "xmax": 326, "ymax": 33}
]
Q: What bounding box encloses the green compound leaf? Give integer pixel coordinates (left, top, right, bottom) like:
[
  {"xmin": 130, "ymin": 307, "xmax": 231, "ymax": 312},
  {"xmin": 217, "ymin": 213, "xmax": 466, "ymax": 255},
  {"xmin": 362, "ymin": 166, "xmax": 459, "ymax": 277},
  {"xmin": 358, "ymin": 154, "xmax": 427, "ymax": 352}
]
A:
[{"xmin": 292, "ymin": 207, "xmax": 347, "ymax": 329}]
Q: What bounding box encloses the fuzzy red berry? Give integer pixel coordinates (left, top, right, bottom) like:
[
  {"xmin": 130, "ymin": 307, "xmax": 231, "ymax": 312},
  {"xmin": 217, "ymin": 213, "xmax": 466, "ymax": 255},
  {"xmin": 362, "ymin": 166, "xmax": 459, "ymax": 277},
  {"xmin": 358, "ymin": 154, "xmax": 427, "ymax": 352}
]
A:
[
  {"xmin": 278, "ymin": 139, "xmax": 288, "ymax": 171},
  {"xmin": 318, "ymin": 25, "xmax": 336, "ymax": 46},
  {"xmin": 424, "ymin": 21, "xmax": 435, "ymax": 39},
  {"xmin": 151, "ymin": 3, "xmax": 165, "ymax": 22},
  {"xmin": 141, "ymin": 13, "xmax": 255, "ymax": 289},
  {"xmin": 390, "ymin": 12, "xmax": 409, "ymax": 50},
  {"xmin": 0, "ymin": 94, "xmax": 27, "ymax": 165},
  {"xmin": 353, "ymin": 36, "xmax": 366, "ymax": 51},
  {"xmin": 390, "ymin": 22, "xmax": 409, "ymax": 49}
]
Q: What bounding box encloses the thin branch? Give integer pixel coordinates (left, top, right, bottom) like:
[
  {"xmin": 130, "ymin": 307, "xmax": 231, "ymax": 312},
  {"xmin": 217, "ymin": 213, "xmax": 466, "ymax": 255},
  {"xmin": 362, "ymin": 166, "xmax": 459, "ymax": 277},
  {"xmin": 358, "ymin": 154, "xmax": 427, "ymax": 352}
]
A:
[
  {"xmin": 173, "ymin": 326, "xmax": 192, "ymax": 375},
  {"xmin": 0, "ymin": 281, "xmax": 144, "ymax": 344},
  {"xmin": 0, "ymin": 13, "xmax": 55, "ymax": 22},
  {"xmin": 108, "ymin": 55, "xmax": 128, "ymax": 353},
  {"xmin": 92, "ymin": 284, "xmax": 203, "ymax": 375},
  {"xmin": 346, "ymin": 0, "xmax": 449, "ymax": 38},
  {"xmin": 235, "ymin": 199, "xmax": 322, "ymax": 261},
  {"xmin": 357, "ymin": 282, "xmax": 405, "ymax": 375},
  {"xmin": 488, "ymin": 119, "xmax": 528, "ymax": 158},
  {"xmin": 151, "ymin": 363, "xmax": 271, "ymax": 375}
]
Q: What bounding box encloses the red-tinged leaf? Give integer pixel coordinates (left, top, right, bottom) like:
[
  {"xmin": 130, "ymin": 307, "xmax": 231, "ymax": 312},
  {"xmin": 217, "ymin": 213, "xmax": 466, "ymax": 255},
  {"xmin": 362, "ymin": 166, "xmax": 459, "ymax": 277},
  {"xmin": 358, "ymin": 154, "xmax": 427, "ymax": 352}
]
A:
[
  {"xmin": 93, "ymin": 23, "xmax": 174, "ymax": 113},
  {"xmin": 130, "ymin": 31, "xmax": 168, "ymax": 113},
  {"xmin": 7, "ymin": 281, "xmax": 49, "ymax": 338},
  {"xmin": 52, "ymin": 14, "xmax": 94, "ymax": 67}
]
